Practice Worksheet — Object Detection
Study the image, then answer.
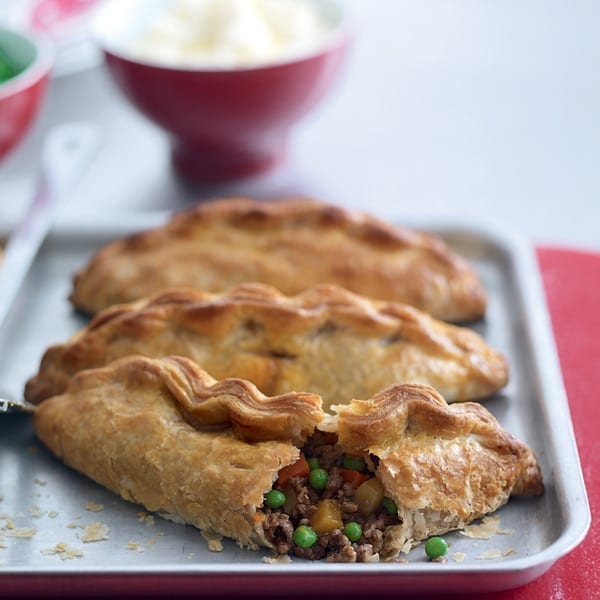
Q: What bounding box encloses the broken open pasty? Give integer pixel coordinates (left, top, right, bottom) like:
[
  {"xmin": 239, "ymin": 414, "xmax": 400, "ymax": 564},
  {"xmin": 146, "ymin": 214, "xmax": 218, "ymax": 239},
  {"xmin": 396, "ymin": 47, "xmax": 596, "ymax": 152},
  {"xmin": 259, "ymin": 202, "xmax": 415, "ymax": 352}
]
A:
[
  {"xmin": 69, "ymin": 197, "xmax": 487, "ymax": 322},
  {"xmin": 33, "ymin": 356, "xmax": 543, "ymax": 562},
  {"xmin": 25, "ymin": 283, "xmax": 508, "ymax": 408}
]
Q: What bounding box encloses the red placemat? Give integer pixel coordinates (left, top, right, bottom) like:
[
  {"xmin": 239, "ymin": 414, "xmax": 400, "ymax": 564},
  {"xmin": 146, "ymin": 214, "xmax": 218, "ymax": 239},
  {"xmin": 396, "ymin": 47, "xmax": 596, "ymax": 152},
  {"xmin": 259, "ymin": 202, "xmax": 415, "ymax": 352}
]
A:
[{"xmin": 472, "ymin": 247, "xmax": 600, "ymax": 600}]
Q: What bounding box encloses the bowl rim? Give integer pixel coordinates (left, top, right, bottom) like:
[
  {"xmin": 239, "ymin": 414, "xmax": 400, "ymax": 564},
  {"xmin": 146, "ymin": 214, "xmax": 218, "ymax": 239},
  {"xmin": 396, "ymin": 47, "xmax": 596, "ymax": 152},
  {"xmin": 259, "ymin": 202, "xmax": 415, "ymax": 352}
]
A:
[
  {"xmin": 0, "ymin": 26, "xmax": 54, "ymax": 100},
  {"xmin": 90, "ymin": 0, "xmax": 356, "ymax": 74}
]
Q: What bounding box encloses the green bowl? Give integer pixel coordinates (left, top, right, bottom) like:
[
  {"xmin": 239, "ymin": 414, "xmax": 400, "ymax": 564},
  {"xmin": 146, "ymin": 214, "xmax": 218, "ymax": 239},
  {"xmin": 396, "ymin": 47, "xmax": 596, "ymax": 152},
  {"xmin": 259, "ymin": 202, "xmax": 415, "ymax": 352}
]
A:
[{"xmin": 0, "ymin": 27, "xmax": 53, "ymax": 159}]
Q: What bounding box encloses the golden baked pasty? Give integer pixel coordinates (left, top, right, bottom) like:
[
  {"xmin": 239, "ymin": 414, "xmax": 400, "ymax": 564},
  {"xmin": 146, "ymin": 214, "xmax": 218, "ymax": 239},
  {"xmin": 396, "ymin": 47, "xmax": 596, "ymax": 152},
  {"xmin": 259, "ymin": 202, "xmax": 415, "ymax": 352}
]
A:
[
  {"xmin": 25, "ymin": 283, "xmax": 508, "ymax": 408},
  {"xmin": 69, "ymin": 197, "xmax": 487, "ymax": 322},
  {"xmin": 33, "ymin": 356, "xmax": 543, "ymax": 562}
]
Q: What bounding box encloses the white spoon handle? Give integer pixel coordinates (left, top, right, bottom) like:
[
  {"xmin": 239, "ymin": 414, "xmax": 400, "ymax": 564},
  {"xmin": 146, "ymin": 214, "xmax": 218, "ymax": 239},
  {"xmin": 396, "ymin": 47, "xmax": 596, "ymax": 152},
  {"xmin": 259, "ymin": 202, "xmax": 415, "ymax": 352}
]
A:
[{"xmin": 0, "ymin": 122, "xmax": 100, "ymax": 330}]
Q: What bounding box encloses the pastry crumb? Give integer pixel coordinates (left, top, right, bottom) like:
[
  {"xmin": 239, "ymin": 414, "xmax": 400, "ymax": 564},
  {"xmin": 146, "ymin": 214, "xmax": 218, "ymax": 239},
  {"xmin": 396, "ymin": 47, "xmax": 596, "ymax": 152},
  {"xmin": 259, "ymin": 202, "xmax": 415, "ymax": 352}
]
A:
[
  {"xmin": 202, "ymin": 530, "xmax": 223, "ymax": 552},
  {"xmin": 452, "ymin": 552, "xmax": 467, "ymax": 562},
  {"xmin": 385, "ymin": 557, "xmax": 408, "ymax": 563},
  {"xmin": 126, "ymin": 541, "xmax": 144, "ymax": 552},
  {"xmin": 363, "ymin": 552, "xmax": 381, "ymax": 563},
  {"xmin": 476, "ymin": 548, "xmax": 516, "ymax": 560},
  {"xmin": 81, "ymin": 522, "xmax": 110, "ymax": 543},
  {"xmin": 460, "ymin": 516, "xmax": 513, "ymax": 540},
  {"xmin": 263, "ymin": 554, "xmax": 292, "ymax": 564},
  {"xmin": 4, "ymin": 527, "xmax": 37, "ymax": 539},
  {"xmin": 85, "ymin": 501, "xmax": 104, "ymax": 512},
  {"xmin": 155, "ymin": 531, "xmax": 165, "ymax": 537},
  {"xmin": 136, "ymin": 511, "xmax": 155, "ymax": 526},
  {"xmin": 41, "ymin": 543, "xmax": 84, "ymax": 560},
  {"xmin": 48, "ymin": 511, "xmax": 58, "ymax": 519}
]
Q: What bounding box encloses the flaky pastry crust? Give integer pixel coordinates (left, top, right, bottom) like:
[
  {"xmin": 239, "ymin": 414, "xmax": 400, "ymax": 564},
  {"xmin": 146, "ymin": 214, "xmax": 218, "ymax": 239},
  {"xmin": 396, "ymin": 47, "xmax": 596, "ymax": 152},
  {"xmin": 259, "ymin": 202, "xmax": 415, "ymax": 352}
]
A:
[
  {"xmin": 26, "ymin": 283, "xmax": 508, "ymax": 408},
  {"xmin": 159, "ymin": 356, "xmax": 323, "ymax": 445},
  {"xmin": 69, "ymin": 197, "xmax": 487, "ymax": 322},
  {"xmin": 333, "ymin": 384, "xmax": 544, "ymax": 554}
]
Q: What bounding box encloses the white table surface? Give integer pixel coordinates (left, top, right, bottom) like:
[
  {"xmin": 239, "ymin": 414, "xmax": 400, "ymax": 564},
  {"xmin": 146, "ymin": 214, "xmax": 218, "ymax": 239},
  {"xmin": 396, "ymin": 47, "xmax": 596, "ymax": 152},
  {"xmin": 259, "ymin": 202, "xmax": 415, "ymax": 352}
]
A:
[{"xmin": 1, "ymin": 0, "xmax": 599, "ymax": 251}]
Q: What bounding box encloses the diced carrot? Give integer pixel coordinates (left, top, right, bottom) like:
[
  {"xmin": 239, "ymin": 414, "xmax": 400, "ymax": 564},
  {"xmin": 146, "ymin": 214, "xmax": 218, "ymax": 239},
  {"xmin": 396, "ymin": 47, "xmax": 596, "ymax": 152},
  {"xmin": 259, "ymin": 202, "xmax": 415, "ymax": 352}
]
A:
[
  {"xmin": 276, "ymin": 453, "xmax": 310, "ymax": 486},
  {"xmin": 340, "ymin": 469, "xmax": 371, "ymax": 488}
]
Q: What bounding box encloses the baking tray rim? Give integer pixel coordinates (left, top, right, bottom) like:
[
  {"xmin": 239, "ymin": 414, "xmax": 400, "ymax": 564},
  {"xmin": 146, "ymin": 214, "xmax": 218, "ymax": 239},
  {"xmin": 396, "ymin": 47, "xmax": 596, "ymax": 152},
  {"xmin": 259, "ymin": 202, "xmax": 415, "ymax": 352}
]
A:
[{"xmin": 0, "ymin": 211, "xmax": 591, "ymax": 584}]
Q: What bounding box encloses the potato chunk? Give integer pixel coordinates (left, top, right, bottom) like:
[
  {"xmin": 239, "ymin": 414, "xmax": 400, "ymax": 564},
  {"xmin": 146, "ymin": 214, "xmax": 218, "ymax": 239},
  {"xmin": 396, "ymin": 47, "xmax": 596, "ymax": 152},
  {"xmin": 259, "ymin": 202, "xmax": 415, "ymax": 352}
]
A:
[
  {"xmin": 310, "ymin": 499, "xmax": 343, "ymax": 534},
  {"xmin": 354, "ymin": 478, "xmax": 384, "ymax": 516}
]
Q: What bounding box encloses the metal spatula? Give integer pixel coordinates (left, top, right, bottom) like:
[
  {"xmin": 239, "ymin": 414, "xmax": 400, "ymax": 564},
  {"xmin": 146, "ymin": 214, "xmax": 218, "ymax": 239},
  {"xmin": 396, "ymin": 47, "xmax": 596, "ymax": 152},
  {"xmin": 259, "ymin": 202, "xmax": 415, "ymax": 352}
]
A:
[{"xmin": 0, "ymin": 122, "xmax": 100, "ymax": 414}]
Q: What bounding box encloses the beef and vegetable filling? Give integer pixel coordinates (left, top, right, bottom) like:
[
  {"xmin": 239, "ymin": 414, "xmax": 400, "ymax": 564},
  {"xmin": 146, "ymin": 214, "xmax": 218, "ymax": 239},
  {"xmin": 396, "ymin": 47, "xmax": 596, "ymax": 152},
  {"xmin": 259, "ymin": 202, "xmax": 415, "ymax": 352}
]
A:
[{"xmin": 260, "ymin": 431, "xmax": 400, "ymax": 562}]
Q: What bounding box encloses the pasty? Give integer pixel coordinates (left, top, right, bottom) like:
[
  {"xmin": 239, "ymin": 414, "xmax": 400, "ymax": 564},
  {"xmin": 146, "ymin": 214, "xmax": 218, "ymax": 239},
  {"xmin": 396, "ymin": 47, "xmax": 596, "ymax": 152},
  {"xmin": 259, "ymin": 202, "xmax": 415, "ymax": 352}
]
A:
[
  {"xmin": 69, "ymin": 197, "xmax": 487, "ymax": 322},
  {"xmin": 332, "ymin": 383, "xmax": 544, "ymax": 553},
  {"xmin": 33, "ymin": 356, "xmax": 318, "ymax": 550},
  {"xmin": 25, "ymin": 283, "xmax": 508, "ymax": 408},
  {"xmin": 33, "ymin": 356, "xmax": 543, "ymax": 562}
]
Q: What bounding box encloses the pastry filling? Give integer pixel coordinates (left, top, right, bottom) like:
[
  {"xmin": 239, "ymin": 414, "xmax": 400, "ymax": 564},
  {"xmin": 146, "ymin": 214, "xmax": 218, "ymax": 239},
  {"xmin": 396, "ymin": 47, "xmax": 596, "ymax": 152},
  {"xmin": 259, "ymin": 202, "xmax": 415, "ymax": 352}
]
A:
[{"xmin": 261, "ymin": 431, "xmax": 400, "ymax": 562}]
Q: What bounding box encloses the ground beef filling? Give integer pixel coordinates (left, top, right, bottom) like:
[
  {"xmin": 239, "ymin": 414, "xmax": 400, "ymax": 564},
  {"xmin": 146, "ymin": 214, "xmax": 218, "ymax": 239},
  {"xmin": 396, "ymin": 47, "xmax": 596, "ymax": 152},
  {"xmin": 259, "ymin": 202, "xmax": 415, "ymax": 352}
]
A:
[{"xmin": 261, "ymin": 432, "xmax": 400, "ymax": 562}]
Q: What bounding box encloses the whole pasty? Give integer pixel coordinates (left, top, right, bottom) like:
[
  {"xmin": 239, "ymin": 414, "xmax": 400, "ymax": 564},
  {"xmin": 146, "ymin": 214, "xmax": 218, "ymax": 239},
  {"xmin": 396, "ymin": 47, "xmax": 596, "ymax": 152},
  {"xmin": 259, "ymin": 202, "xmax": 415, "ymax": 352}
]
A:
[
  {"xmin": 33, "ymin": 356, "xmax": 543, "ymax": 562},
  {"xmin": 25, "ymin": 283, "xmax": 508, "ymax": 408},
  {"xmin": 69, "ymin": 197, "xmax": 487, "ymax": 322}
]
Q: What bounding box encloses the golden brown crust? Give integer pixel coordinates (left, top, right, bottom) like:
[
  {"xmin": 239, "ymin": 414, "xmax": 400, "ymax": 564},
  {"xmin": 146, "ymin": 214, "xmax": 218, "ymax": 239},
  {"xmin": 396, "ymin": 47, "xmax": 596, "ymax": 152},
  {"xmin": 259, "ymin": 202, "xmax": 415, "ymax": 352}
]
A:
[
  {"xmin": 26, "ymin": 283, "xmax": 508, "ymax": 408},
  {"xmin": 333, "ymin": 383, "xmax": 544, "ymax": 554},
  {"xmin": 69, "ymin": 197, "xmax": 487, "ymax": 322},
  {"xmin": 32, "ymin": 356, "xmax": 308, "ymax": 549},
  {"xmin": 159, "ymin": 356, "xmax": 323, "ymax": 444}
]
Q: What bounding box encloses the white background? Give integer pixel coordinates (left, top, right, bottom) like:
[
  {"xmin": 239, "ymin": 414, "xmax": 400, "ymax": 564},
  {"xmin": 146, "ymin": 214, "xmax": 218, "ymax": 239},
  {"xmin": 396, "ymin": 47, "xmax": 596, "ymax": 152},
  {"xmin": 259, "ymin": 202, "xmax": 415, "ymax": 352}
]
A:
[{"xmin": 1, "ymin": 0, "xmax": 599, "ymax": 250}]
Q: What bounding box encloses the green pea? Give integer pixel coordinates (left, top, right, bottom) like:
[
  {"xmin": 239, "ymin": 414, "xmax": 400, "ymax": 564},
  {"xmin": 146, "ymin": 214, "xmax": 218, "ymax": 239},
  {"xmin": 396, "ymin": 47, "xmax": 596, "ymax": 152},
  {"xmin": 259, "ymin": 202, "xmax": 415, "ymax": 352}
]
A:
[
  {"xmin": 307, "ymin": 457, "xmax": 320, "ymax": 471},
  {"xmin": 342, "ymin": 456, "xmax": 366, "ymax": 472},
  {"xmin": 264, "ymin": 489, "xmax": 286, "ymax": 509},
  {"xmin": 309, "ymin": 468, "xmax": 328, "ymax": 490},
  {"xmin": 382, "ymin": 497, "xmax": 397, "ymax": 515},
  {"xmin": 343, "ymin": 522, "xmax": 362, "ymax": 542},
  {"xmin": 293, "ymin": 525, "xmax": 317, "ymax": 548},
  {"xmin": 425, "ymin": 536, "xmax": 448, "ymax": 560}
]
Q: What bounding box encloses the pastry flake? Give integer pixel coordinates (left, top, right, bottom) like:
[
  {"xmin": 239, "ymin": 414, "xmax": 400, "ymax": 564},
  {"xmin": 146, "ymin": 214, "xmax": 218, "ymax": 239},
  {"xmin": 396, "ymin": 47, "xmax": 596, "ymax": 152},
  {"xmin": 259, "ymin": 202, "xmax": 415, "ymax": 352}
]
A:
[
  {"xmin": 25, "ymin": 283, "xmax": 508, "ymax": 408},
  {"xmin": 69, "ymin": 197, "xmax": 487, "ymax": 322}
]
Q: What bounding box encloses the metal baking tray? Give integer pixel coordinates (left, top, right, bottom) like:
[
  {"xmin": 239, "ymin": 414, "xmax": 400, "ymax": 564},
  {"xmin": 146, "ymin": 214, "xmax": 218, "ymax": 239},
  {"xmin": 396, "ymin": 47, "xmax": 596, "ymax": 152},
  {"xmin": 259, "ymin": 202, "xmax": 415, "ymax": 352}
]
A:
[{"xmin": 0, "ymin": 213, "xmax": 590, "ymax": 597}]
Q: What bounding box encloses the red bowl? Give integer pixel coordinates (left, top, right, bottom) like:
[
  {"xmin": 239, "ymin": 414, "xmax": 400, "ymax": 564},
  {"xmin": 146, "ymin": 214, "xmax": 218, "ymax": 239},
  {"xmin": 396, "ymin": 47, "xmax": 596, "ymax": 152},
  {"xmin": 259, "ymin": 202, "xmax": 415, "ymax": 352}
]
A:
[
  {"xmin": 92, "ymin": 0, "xmax": 353, "ymax": 182},
  {"xmin": 0, "ymin": 27, "xmax": 53, "ymax": 161}
]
